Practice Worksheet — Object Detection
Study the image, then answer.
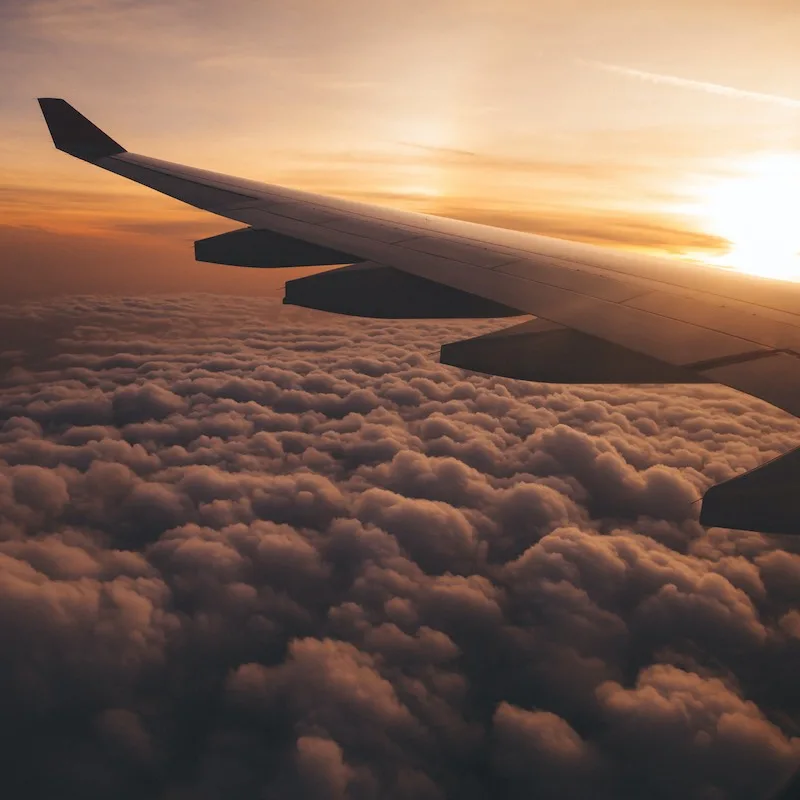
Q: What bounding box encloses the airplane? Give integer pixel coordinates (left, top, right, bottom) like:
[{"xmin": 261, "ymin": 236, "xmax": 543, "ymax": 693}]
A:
[{"xmin": 37, "ymin": 98, "xmax": 800, "ymax": 536}]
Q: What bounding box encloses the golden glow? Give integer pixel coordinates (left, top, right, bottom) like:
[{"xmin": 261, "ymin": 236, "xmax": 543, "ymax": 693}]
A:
[
  {"xmin": 5, "ymin": 0, "xmax": 800, "ymax": 298},
  {"xmin": 691, "ymin": 153, "xmax": 800, "ymax": 280},
  {"xmin": 391, "ymin": 159, "xmax": 447, "ymax": 201},
  {"xmin": 394, "ymin": 183, "xmax": 442, "ymax": 198}
]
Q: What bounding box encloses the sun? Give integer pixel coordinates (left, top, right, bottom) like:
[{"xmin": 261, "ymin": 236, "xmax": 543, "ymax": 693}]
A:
[{"xmin": 691, "ymin": 153, "xmax": 800, "ymax": 280}]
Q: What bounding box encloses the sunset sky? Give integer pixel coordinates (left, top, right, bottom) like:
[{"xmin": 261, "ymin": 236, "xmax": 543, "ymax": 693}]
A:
[{"xmin": 5, "ymin": 0, "xmax": 800, "ymax": 297}]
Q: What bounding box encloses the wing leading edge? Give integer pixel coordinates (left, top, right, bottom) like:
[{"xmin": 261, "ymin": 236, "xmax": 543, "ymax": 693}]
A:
[{"xmin": 37, "ymin": 98, "xmax": 800, "ymax": 534}]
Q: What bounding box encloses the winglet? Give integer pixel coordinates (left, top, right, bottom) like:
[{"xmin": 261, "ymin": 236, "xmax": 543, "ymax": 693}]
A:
[{"xmin": 37, "ymin": 98, "xmax": 126, "ymax": 162}]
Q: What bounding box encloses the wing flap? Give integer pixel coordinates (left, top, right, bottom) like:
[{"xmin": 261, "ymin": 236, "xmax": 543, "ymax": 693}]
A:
[
  {"xmin": 439, "ymin": 318, "xmax": 708, "ymax": 383},
  {"xmin": 194, "ymin": 227, "xmax": 359, "ymax": 269},
  {"xmin": 284, "ymin": 262, "xmax": 522, "ymax": 319},
  {"xmin": 701, "ymin": 445, "xmax": 800, "ymax": 534}
]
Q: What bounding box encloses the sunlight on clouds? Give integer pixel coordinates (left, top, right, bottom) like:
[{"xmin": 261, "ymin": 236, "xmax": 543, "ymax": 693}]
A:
[
  {"xmin": 682, "ymin": 153, "xmax": 800, "ymax": 281},
  {"xmin": 380, "ymin": 119, "xmax": 458, "ymax": 200},
  {"xmin": 392, "ymin": 179, "xmax": 444, "ymax": 199}
]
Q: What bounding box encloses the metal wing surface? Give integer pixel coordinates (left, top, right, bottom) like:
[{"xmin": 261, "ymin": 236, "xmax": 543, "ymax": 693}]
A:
[{"xmin": 38, "ymin": 98, "xmax": 800, "ymax": 534}]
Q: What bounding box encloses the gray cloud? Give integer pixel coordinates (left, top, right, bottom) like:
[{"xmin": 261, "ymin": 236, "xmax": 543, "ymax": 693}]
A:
[{"xmin": 0, "ymin": 293, "xmax": 798, "ymax": 800}]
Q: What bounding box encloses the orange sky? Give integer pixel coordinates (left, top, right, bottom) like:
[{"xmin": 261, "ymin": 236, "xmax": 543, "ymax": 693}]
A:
[{"xmin": 3, "ymin": 0, "xmax": 800, "ymax": 298}]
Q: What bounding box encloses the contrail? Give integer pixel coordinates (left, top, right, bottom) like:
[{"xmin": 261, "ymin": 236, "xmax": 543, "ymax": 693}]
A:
[{"xmin": 581, "ymin": 59, "xmax": 800, "ymax": 110}]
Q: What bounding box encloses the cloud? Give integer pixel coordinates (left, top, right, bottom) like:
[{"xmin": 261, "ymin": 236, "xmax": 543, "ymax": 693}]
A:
[
  {"xmin": 597, "ymin": 665, "xmax": 800, "ymax": 799},
  {"xmin": 0, "ymin": 293, "xmax": 798, "ymax": 799},
  {"xmin": 582, "ymin": 60, "xmax": 800, "ymax": 111},
  {"xmin": 433, "ymin": 204, "xmax": 731, "ymax": 255},
  {"xmin": 492, "ymin": 703, "xmax": 600, "ymax": 798}
]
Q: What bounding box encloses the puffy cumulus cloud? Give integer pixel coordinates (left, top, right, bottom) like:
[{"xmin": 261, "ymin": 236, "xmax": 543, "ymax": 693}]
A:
[
  {"xmin": 0, "ymin": 293, "xmax": 798, "ymax": 800},
  {"xmin": 492, "ymin": 703, "xmax": 601, "ymax": 798},
  {"xmin": 597, "ymin": 666, "xmax": 800, "ymax": 800}
]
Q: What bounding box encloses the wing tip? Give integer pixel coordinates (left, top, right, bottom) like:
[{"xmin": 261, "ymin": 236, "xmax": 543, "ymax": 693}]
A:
[{"xmin": 37, "ymin": 97, "xmax": 126, "ymax": 162}]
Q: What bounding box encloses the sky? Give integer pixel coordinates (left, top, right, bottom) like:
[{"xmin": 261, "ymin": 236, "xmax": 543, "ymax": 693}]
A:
[
  {"xmin": 5, "ymin": 0, "xmax": 800, "ymax": 297},
  {"xmin": 2, "ymin": 2, "xmax": 800, "ymax": 798}
]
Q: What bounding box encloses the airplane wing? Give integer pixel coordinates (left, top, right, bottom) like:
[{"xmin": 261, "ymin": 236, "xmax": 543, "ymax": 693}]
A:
[{"xmin": 37, "ymin": 98, "xmax": 800, "ymax": 535}]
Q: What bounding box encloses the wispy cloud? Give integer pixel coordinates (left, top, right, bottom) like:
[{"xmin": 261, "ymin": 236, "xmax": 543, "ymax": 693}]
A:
[
  {"xmin": 582, "ymin": 59, "xmax": 800, "ymax": 110},
  {"xmin": 395, "ymin": 141, "xmax": 479, "ymax": 158}
]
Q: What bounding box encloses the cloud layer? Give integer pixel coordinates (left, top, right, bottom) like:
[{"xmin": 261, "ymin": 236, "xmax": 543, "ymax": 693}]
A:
[{"xmin": 0, "ymin": 294, "xmax": 798, "ymax": 800}]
